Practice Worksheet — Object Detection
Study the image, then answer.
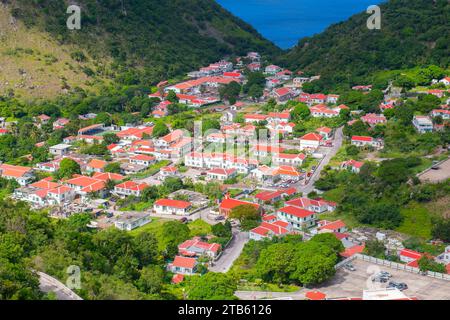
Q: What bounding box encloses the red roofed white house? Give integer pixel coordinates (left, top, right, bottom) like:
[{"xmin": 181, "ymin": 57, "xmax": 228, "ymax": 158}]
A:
[
  {"xmin": 167, "ymin": 256, "xmax": 197, "ymax": 275},
  {"xmin": 286, "ymin": 197, "xmax": 336, "ymax": 213},
  {"xmin": 272, "ymin": 153, "xmax": 305, "ymax": 167},
  {"xmin": 130, "ymin": 154, "xmax": 156, "ymax": 167},
  {"xmin": 351, "ymin": 136, "xmax": 384, "ymax": 149},
  {"xmin": 439, "ymin": 77, "xmax": 450, "ymax": 86},
  {"xmin": 299, "ymin": 132, "xmax": 323, "ymax": 150},
  {"xmin": 114, "ymin": 181, "xmax": 148, "ymax": 197},
  {"xmin": 277, "ymin": 206, "xmax": 317, "ymax": 230},
  {"xmin": 249, "ymin": 221, "xmax": 291, "ymax": 241},
  {"xmin": 317, "ymin": 220, "xmax": 347, "ymax": 233},
  {"xmin": 244, "ymin": 114, "xmax": 269, "ymax": 123},
  {"xmin": 153, "ymin": 199, "xmax": 192, "ymax": 216},
  {"xmin": 316, "ymin": 127, "xmax": 333, "ymax": 140},
  {"xmin": 219, "ymin": 194, "xmax": 260, "ymax": 217},
  {"xmin": 271, "ymin": 87, "xmax": 293, "ymax": 102},
  {"xmin": 206, "ymin": 168, "xmax": 237, "ymax": 181},
  {"xmin": 341, "ymin": 159, "xmax": 364, "ymax": 173},
  {"xmin": 178, "ymin": 237, "xmax": 221, "ymax": 259},
  {"xmin": 398, "ymin": 249, "xmax": 423, "ymax": 264},
  {"xmin": 361, "ymin": 113, "xmax": 387, "ymax": 126}
]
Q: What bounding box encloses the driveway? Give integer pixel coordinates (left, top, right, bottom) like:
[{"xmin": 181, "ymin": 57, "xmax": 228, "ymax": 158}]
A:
[
  {"xmin": 209, "ymin": 230, "xmax": 249, "ymax": 273},
  {"xmin": 38, "ymin": 271, "xmax": 82, "ymax": 300}
]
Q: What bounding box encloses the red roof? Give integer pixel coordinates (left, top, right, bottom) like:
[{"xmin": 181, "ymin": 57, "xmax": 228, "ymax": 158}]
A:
[
  {"xmin": 172, "ymin": 274, "xmax": 184, "ymax": 284},
  {"xmin": 305, "ymin": 290, "xmax": 326, "ymax": 300},
  {"xmin": 340, "ymin": 244, "xmax": 365, "ymax": 258},
  {"xmin": 301, "ymin": 132, "xmax": 323, "ymax": 141},
  {"xmin": 171, "ymin": 256, "xmax": 197, "ymax": 269},
  {"xmin": 278, "ymin": 206, "xmax": 315, "ymax": 218},
  {"xmin": 115, "ymin": 181, "xmax": 148, "ymax": 192},
  {"xmin": 154, "ymin": 199, "xmax": 192, "ymax": 209},
  {"xmin": 319, "ymin": 220, "xmax": 346, "ymax": 231},
  {"xmin": 399, "ymin": 249, "xmax": 423, "ymax": 260},
  {"xmin": 352, "ymin": 135, "xmax": 373, "ymax": 142},
  {"xmin": 219, "ymin": 197, "xmax": 260, "ymax": 211}
]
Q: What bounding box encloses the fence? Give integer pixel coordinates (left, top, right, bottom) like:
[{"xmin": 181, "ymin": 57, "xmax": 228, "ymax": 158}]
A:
[{"xmin": 336, "ymin": 254, "xmax": 450, "ymax": 281}]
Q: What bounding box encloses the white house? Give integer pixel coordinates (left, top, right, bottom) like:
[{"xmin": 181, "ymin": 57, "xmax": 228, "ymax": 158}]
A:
[
  {"xmin": 153, "ymin": 199, "xmax": 192, "ymax": 216},
  {"xmin": 299, "ymin": 133, "xmax": 323, "ymax": 151}
]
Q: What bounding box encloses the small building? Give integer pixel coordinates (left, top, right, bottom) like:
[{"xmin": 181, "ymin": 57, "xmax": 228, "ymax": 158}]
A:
[
  {"xmin": 206, "ymin": 168, "xmax": 237, "ymax": 181},
  {"xmin": 160, "ymin": 166, "xmax": 179, "ymax": 179},
  {"xmin": 249, "ymin": 221, "xmax": 291, "ymax": 241},
  {"xmin": 0, "ymin": 164, "xmax": 34, "ymax": 186},
  {"xmin": 167, "ymin": 256, "xmax": 197, "ymax": 275},
  {"xmin": 86, "ymin": 159, "xmax": 108, "ymax": 173},
  {"xmin": 114, "ymin": 213, "xmax": 151, "ymax": 231},
  {"xmin": 218, "ymin": 195, "xmax": 260, "ymax": 217},
  {"xmin": 277, "ymin": 206, "xmax": 316, "ymax": 230},
  {"xmin": 398, "ymin": 248, "xmax": 423, "ymax": 264},
  {"xmin": 299, "ymin": 133, "xmax": 323, "ymax": 151},
  {"xmin": 412, "ymin": 115, "xmax": 434, "ymax": 133},
  {"xmin": 153, "ymin": 199, "xmax": 192, "ymax": 216},
  {"xmin": 341, "ymin": 159, "xmax": 364, "ymax": 173},
  {"xmin": 129, "ymin": 154, "xmax": 156, "ymax": 167},
  {"xmin": 114, "ymin": 181, "xmax": 148, "ymax": 197},
  {"xmin": 178, "ymin": 238, "xmax": 221, "ymax": 259},
  {"xmin": 49, "ymin": 144, "xmax": 71, "ymax": 157},
  {"xmin": 351, "ymin": 136, "xmax": 383, "ymax": 149}
]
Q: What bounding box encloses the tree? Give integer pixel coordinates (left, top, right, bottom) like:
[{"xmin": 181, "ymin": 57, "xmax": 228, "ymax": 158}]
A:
[
  {"xmin": 57, "ymin": 158, "xmax": 81, "ymax": 179},
  {"xmin": 132, "ymin": 232, "xmax": 159, "ymax": 267},
  {"xmin": 356, "ymin": 202, "xmax": 403, "ymax": 229},
  {"xmin": 310, "ymin": 233, "xmax": 344, "ymax": 256},
  {"xmin": 136, "ymin": 265, "xmax": 164, "ymax": 294},
  {"xmin": 247, "ymin": 84, "xmax": 263, "ymax": 101},
  {"xmin": 160, "ymin": 221, "xmax": 190, "ymax": 257},
  {"xmin": 345, "ymin": 144, "xmax": 359, "ymax": 156},
  {"xmin": 418, "ymin": 256, "xmax": 446, "ymax": 273},
  {"xmin": 291, "ymin": 103, "xmax": 310, "ymax": 121},
  {"xmin": 103, "ymin": 133, "xmax": 120, "ymax": 145},
  {"xmin": 431, "ymin": 218, "xmax": 450, "ymax": 242},
  {"xmin": 152, "ymin": 123, "xmax": 170, "ymax": 138},
  {"xmin": 104, "ymin": 162, "xmax": 121, "ymax": 173},
  {"xmin": 219, "ymin": 81, "xmax": 241, "ymax": 104},
  {"xmin": 229, "ymin": 205, "xmax": 260, "ymax": 231},
  {"xmin": 166, "ymin": 90, "xmax": 179, "ymax": 103},
  {"xmin": 364, "ymin": 240, "xmax": 386, "ymax": 259},
  {"xmin": 186, "ymin": 273, "xmax": 237, "ymax": 300}
]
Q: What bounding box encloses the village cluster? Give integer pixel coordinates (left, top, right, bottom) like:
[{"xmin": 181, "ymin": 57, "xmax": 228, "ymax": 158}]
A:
[{"xmin": 0, "ymin": 52, "xmax": 449, "ymax": 284}]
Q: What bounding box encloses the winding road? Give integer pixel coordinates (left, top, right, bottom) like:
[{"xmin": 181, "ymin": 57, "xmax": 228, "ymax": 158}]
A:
[{"xmin": 38, "ymin": 271, "xmax": 82, "ymax": 300}]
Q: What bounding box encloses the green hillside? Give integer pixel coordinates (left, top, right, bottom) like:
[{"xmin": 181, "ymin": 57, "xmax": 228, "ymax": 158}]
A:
[
  {"xmin": 280, "ymin": 0, "xmax": 449, "ymax": 91},
  {"xmin": 1, "ymin": 0, "xmax": 279, "ymax": 98}
]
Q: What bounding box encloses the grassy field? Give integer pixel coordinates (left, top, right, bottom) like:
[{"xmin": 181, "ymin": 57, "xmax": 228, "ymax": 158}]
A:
[
  {"xmin": 188, "ymin": 219, "xmax": 212, "ymax": 237},
  {"xmin": 396, "ymin": 202, "xmax": 433, "ymax": 239},
  {"xmin": 129, "ymin": 217, "xmax": 212, "ymax": 250},
  {"xmin": 0, "ymin": 8, "xmax": 110, "ymax": 99}
]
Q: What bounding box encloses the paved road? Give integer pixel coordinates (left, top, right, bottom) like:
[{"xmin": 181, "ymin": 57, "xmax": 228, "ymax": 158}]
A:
[
  {"xmin": 296, "ymin": 126, "xmax": 344, "ymax": 194},
  {"xmin": 235, "ymin": 290, "xmax": 306, "ymax": 300},
  {"xmin": 210, "ymin": 230, "xmax": 249, "ymax": 273},
  {"xmin": 38, "ymin": 271, "xmax": 82, "ymax": 300}
]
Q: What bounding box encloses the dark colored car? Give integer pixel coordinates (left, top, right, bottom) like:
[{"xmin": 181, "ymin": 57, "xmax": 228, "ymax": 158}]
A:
[{"xmin": 388, "ymin": 281, "xmax": 408, "ymax": 291}]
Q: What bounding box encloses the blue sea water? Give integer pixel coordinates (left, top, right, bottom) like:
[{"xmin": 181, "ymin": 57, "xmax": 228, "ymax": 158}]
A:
[{"xmin": 217, "ymin": 0, "xmax": 383, "ymax": 49}]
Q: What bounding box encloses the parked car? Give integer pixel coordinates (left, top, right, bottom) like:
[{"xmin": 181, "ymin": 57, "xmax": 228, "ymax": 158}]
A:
[
  {"xmin": 378, "ymin": 271, "xmax": 392, "ymax": 278},
  {"xmin": 372, "ymin": 275, "xmax": 389, "ymax": 283},
  {"xmin": 215, "ymin": 215, "xmax": 225, "ymax": 221},
  {"xmin": 388, "ymin": 281, "xmax": 408, "ymax": 291},
  {"xmin": 180, "ymin": 217, "xmax": 188, "ymax": 224},
  {"xmin": 344, "ymin": 264, "xmax": 356, "ymax": 271}
]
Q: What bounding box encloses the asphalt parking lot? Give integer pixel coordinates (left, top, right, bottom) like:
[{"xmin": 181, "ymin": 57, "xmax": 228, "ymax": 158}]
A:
[{"xmin": 317, "ymin": 259, "xmax": 450, "ymax": 300}]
